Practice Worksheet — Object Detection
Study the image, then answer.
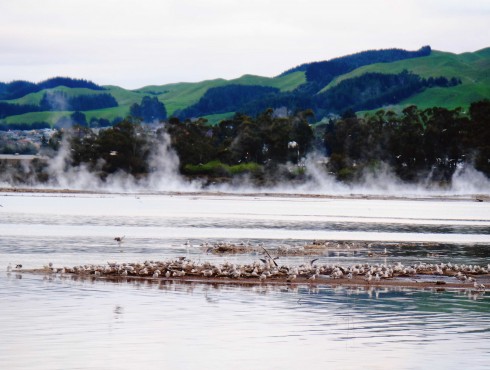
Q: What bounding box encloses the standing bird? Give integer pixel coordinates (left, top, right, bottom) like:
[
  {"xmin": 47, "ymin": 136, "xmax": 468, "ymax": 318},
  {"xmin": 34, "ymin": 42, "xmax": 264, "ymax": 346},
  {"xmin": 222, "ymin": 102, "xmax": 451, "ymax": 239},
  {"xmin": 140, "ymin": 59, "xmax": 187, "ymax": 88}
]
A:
[
  {"xmin": 474, "ymin": 281, "xmax": 486, "ymax": 291},
  {"xmin": 114, "ymin": 236, "xmax": 125, "ymax": 252}
]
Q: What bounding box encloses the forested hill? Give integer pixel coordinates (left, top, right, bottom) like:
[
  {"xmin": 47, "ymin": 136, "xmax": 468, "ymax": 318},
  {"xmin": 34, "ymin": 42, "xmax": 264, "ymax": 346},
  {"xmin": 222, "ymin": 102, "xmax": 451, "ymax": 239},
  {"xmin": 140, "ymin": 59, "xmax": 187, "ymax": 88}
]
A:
[
  {"xmin": 280, "ymin": 46, "xmax": 431, "ymax": 82},
  {"xmin": 1, "ymin": 46, "xmax": 489, "ymax": 128},
  {"xmin": 0, "ymin": 77, "xmax": 104, "ymax": 100}
]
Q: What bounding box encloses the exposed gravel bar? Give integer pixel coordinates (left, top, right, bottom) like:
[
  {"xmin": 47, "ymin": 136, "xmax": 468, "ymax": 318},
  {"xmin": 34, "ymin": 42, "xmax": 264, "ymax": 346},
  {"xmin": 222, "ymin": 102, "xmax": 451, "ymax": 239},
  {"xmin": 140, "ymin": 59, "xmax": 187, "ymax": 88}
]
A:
[{"xmin": 15, "ymin": 258, "xmax": 490, "ymax": 291}]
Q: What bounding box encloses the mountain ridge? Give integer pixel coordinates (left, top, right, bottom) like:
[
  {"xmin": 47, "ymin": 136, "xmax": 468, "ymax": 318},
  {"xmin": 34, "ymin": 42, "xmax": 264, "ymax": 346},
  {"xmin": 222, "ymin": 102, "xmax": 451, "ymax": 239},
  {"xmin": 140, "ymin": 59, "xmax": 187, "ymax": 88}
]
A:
[{"xmin": 1, "ymin": 46, "xmax": 489, "ymax": 127}]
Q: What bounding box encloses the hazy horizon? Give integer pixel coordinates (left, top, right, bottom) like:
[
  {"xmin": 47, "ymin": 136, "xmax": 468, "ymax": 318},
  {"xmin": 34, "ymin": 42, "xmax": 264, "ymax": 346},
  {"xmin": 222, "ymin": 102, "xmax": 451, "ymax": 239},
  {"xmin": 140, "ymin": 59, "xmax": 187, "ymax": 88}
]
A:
[{"xmin": 1, "ymin": 0, "xmax": 489, "ymax": 89}]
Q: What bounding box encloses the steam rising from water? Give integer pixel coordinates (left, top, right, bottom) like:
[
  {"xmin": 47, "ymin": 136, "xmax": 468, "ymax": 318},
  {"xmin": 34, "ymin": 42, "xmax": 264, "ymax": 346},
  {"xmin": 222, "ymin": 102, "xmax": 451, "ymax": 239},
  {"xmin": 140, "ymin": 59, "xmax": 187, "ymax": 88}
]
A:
[
  {"xmin": 145, "ymin": 132, "xmax": 201, "ymax": 192},
  {"xmin": 451, "ymin": 164, "xmax": 490, "ymax": 194},
  {"xmin": 2, "ymin": 131, "xmax": 489, "ymax": 198},
  {"xmin": 211, "ymin": 155, "xmax": 490, "ymax": 198},
  {"xmin": 40, "ymin": 132, "xmax": 200, "ymax": 192}
]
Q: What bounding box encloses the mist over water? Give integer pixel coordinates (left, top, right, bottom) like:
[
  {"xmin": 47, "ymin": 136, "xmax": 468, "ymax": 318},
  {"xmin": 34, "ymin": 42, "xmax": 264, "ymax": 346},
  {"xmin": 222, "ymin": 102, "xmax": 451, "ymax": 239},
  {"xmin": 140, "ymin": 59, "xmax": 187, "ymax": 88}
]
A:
[
  {"xmin": 2, "ymin": 130, "xmax": 489, "ymax": 197},
  {"xmin": 1, "ymin": 170, "xmax": 489, "ymax": 369},
  {"xmin": 38, "ymin": 132, "xmax": 202, "ymax": 193}
]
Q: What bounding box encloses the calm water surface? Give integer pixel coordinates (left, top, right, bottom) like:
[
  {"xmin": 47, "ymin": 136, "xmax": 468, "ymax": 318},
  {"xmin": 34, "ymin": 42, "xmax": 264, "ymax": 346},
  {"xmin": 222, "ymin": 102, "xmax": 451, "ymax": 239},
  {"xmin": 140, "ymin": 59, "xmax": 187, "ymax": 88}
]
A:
[{"xmin": 1, "ymin": 192, "xmax": 490, "ymax": 369}]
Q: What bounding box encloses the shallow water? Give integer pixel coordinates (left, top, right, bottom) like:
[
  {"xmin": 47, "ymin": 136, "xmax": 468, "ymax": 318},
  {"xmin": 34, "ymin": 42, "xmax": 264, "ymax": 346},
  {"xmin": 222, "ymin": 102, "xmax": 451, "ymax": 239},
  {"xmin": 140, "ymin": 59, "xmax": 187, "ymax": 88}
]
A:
[{"xmin": 1, "ymin": 192, "xmax": 490, "ymax": 369}]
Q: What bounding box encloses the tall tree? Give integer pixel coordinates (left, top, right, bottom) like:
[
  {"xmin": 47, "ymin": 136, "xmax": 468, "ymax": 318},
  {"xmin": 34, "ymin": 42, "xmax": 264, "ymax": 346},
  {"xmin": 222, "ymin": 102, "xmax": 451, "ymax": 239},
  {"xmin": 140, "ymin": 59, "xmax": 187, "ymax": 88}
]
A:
[{"xmin": 130, "ymin": 96, "xmax": 167, "ymax": 122}]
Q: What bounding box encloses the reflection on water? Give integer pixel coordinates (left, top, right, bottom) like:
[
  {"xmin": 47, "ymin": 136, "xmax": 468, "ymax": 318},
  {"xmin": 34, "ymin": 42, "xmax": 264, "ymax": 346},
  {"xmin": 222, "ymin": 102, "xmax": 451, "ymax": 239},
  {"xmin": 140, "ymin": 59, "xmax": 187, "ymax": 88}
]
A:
[
  {"xmin": 1, "ymin": 272, "xmax": 490, "ymax": 370},
  {"xmin": 1, "ymin": 193, "xmax": 489, "ymax": 369},
  {"xmin": 4, "ymin": 213, "xmax": 490, "ymax": 233}
]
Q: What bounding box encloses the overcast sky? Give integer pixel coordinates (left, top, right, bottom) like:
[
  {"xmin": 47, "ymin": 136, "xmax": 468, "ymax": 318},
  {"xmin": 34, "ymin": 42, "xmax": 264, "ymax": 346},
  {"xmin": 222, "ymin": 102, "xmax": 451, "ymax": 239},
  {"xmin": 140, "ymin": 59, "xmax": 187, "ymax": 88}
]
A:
[{"xmin": 1, "ymin": 0, "xmax": 488, "ymax": 89}]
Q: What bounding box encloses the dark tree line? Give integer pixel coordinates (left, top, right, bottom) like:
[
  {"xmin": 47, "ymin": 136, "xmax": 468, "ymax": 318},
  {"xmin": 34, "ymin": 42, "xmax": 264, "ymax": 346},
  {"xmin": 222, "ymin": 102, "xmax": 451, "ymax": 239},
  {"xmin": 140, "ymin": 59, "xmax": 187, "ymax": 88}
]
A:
[
  {"xmin": 54, "ymin": 111, "xmax": 89, "ymax": 129},
  {"xmin": 0, "ymin": 77, "xmax": 104, "ymax": 100},
  {"xmin": 48, "ymin": 119, "xmax": 152, "ymax": 177},
  {"xmin": 178, "ymin": 70, "xmax": 460, "ymax": 120},
  {"xmin": 177, "ymin": 85, "xmax": 279, "ymax": 119},
  {"xmin": 38, "ymin": 100, "xmax": 490, "ymax": 186},
  {"xmin": 129, "ymin": 96, "xmax": 167, "ymax": 122},
  {"xmin": 315, "ymin": 71, "xmax": 461, "ymax": 113},
  {"xmin": 1, "ymin": 90, "xmax": 120, "ymax": 118},
  {"xmin": 323, "ymin": 100, "xmax": 490, "ymax": 183},
  {"xmin": 304, "ymin": 46, "xmax": 431, "ymax": 86},
  {"xmin": 49, "ymin": 109, "xmax": 314, "ymax": 181},
  {"xmin": 167, "ymin": 109, "xmax": 314, "ymax": 170},
  {"xmin": 279, "ymin": 46, "xmax": 431, "ymax": 79},
  {"xmin": 0, "ymin": 102, "xmax": 41, "ymax": 119}
]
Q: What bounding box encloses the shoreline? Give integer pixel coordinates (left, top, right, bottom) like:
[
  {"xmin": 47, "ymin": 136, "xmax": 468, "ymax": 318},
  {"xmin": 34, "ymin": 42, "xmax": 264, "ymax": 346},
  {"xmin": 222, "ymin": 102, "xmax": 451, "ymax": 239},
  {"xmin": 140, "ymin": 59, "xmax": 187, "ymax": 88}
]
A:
[
  {"xmin": 15, "ymin": 257, "xmax": 489, "ymax": 293},
  {"xmin": 1, "ymin": 186, "xmax": 489, "ymax": 202},
  {"xmin": 17, "ymin": 269, "xmax": 489, "ymax": 292}
]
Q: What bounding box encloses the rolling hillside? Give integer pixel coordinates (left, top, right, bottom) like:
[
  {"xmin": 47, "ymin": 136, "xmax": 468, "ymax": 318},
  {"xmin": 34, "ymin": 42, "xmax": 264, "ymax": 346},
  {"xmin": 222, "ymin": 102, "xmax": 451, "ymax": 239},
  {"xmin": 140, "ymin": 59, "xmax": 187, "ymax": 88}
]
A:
[
  {"xmin": 136, "ymin": 72, "xmax": 305, "ymax": 114},
  {"xmin": 321, "ymin": 48, "xmax": 490, "ymax": 110},
  {"xmin": 1, "ymin": 46, "xmax": 489, "ymax": 127},
  {"xmin": 1, "ymin": 72, "xmax": 305, "ymax": 126}
]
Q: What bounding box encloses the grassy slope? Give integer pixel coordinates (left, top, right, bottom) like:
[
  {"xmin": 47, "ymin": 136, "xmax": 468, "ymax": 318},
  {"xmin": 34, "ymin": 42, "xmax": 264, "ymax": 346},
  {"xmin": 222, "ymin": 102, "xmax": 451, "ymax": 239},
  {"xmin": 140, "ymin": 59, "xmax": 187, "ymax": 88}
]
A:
[
  {"xmin": 2, "ymin": 48, "xmax": 489, "ymax": 125},
  {"xmin": 3, "ymin": 111, "xmax": 69, "ymax": 124},
  {"xmin": 2, "ymin": 87, "xmax": 112, "ymax": 105},
  {"xmin": 1, "ymin": 72, "xmax": 305, "ymax": 125},
  {"xmin": 138, "ymin": 71, "xmax": 305, "ymax": 114},
  {"xmin": 1, "ymin": 86, "xmax": 141, "ymax": 124},
  {"xmin": 320, "ymin": 48, "xmax": 490, "ymax": 110},
  {"xmin": 202, "ymin": 112, "xmax": 235, "ymax": 125}
]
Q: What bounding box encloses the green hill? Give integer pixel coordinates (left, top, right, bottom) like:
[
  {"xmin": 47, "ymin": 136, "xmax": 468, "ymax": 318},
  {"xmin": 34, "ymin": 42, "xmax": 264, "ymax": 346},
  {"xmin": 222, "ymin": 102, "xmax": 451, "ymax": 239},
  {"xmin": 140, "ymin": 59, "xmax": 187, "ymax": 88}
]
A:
[
  {"xmin": 1, "ymin": 72, "xmax": 305, "ymax": 126},
  {"xmin": 1, "ymin": 46, "xmax": 489, "ymax": 127},
  {"xmin": 173, "ymin": 47, "xmax": 490, "ymax": 119},
  {"xmin": 320, "ymin": 48, "xmax": 490, "ymax": 110},
  {"xmin": 137, "ymin": 72, "xmax": 305, "ymax": 114}
]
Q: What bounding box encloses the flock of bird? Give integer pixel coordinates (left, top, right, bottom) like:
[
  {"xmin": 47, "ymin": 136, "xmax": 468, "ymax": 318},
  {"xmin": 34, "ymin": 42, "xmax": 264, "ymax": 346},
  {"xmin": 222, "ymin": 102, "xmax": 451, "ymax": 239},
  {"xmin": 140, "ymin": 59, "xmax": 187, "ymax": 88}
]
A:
[
  {"xmin": 26, "ymin": 257, "xmax": 488, "ymax": 291},
  {"xmin": 201, "ymin": 240, "xmax": 370, "ymax": 256},
  {"xmin": 5, "ymin": 236, "xmax": 487, "ymax": 292}
]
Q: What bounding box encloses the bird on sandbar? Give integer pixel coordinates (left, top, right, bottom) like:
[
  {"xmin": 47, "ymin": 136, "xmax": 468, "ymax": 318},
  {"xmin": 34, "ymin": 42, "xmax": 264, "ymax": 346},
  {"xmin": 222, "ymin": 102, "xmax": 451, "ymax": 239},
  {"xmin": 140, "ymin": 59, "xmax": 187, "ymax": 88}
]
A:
[
  {"xmin": 114, "ymin": 236, "xmax": 125, "ymax": 243},
  {"xmin": 474, "ymin": 281, "xmax": 486, "ymax": 291}
]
